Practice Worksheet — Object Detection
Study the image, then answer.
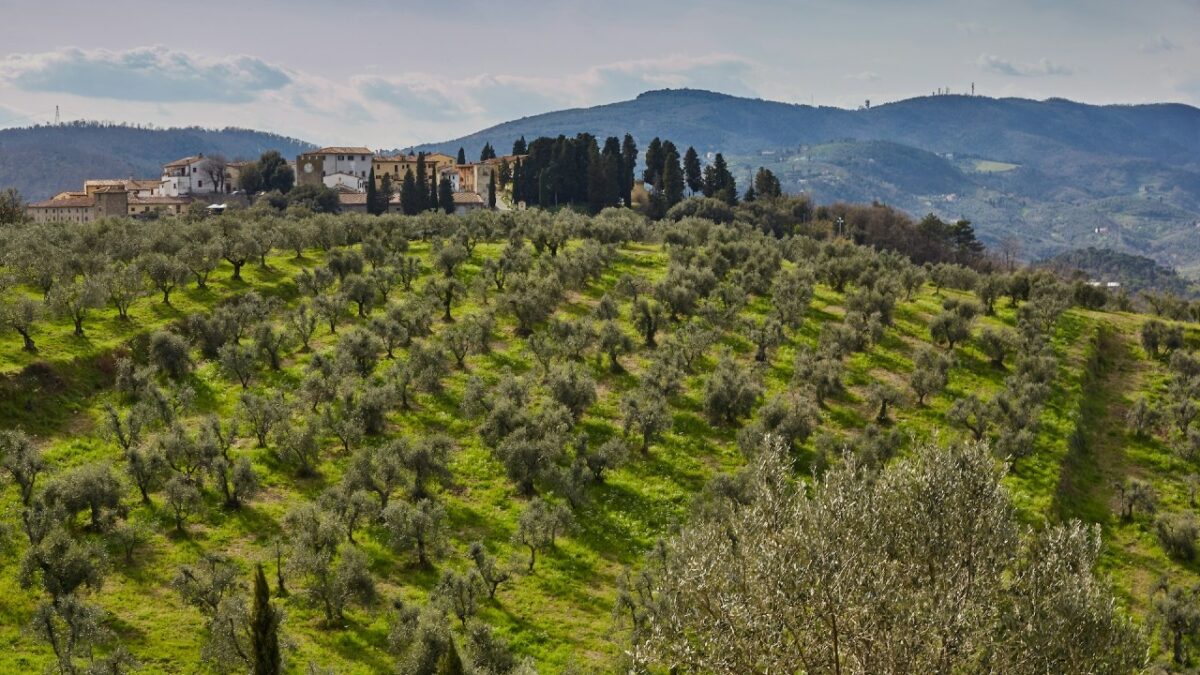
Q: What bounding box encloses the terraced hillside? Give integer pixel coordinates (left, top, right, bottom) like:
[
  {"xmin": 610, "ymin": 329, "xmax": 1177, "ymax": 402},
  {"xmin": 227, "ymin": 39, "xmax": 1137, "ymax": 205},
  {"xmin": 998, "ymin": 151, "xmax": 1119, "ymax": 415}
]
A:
[{"xmin": 0, "ymin": 207, "xmax": 1196, "ymax": 672}]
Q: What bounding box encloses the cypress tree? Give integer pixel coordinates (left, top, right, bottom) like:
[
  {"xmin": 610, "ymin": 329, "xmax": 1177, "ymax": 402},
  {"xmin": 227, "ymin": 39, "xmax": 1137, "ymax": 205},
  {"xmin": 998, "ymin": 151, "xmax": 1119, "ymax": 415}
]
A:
[
  {"xmin": 379, "ymin": 173, "xmax": 395, "ymax": 213},
  {"xmin": 621, "ymin": 134, "xmax": 638, "ymax": 206},
  {"xmin": 439, "ymin": 177, "xmax": 454, "ymax": 214},
  {"xmin": 488, "ymin": 173, "xmax": 497, "ymax": 209},
  {"xmin": 415, "ymin": 152, "xmax": 428, "ymax": 211},
  {"xmin": 512, "ymin": 136, "xmax": 527, "ymax": 155},
  {"xmin": 512, "ymin": 160, "xmax": 523, "ymax": 204},
  {"xmin": 251, "ymin": 564, "xmax": 281, "ymax": 675},
  {"xmin": 456, "ymin": 147, "xmax": 467, "ymax": 164},
  {"xmin": 366, "ymin": 167, "xmax": 380, "ymax": 215},
  {"xmin": 430, "ymin": 174, "xmax": 440, "ymax": 212},
  {"xmin": 683, "ymin": 146, "xmax": 703, "ymax": 195},
  {"xmin": 643, "ymin": 137, "xmax": 663, "ymax": 186},
  {"xmin": 401, "ymin": 168, "xmax": 419, "ymax": 215},
  {"xmin": 663, "ymin": 148, "xmax": 684, "ymax": 208},
  {"xmin": 744, "ymin": 184, "xmax": 757, "ymax": 202},
  {"xmin": 480, "ymin": 142, "xmax": 496, "ymax": 161}
]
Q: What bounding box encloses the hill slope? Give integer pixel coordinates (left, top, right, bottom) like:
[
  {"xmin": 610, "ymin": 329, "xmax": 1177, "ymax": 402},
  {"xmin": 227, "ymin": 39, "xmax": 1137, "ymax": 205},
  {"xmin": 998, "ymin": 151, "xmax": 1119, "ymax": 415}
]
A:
[
  {"xmin": 0, "ymin": 123, "xmax": 315, "ymax": 200},
  {"xmin": 427, "ymin": 89, "xmax": 1200, "ymax": 271},
  {"xmin": 0, "ymin": 209, "xmax": 1195, "ymax": 670}
]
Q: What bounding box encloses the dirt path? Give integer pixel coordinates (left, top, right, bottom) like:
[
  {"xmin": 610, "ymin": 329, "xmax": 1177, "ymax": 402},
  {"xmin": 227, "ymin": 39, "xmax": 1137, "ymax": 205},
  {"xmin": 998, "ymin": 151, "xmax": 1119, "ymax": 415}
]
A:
[{"xmin": 1053, "ymin": 325, "xmax": 1142, "ymax": 526}]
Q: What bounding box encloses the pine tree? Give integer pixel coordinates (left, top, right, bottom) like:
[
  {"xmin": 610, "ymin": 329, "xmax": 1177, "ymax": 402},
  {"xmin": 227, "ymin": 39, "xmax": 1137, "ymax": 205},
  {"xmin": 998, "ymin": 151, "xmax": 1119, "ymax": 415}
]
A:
[
  {"xmin": 401, "ymin": 168, "xmax": 419, "ymax": 215},
  {"xmin": 684, "ymin": 146, "xmax": 703, "ymax": 195},
  {"xmin": 743, "ymin": 184, "xmax": 757, "ymax": 202},
  {"xmin": 456, "ymin": 147, "xmax": 467, "ymax": 164},
  {"xmin": 512, "ymin": 136, "xmax": 527, "ymax": 155},
  {"xmin": 439, "ymin": 177, "xmax": 454, "ymax": 214},
  {"xmin": 415, "ymin": 152, "xmax": 429, "ymax": 212},
  {"xmin": 366, "ymin": 167, "xmax": 381, "ymax": 215},
  {"xmin": 643, "ymin": 137, "xmax": 663, "ymax": 186},
  {"xmin": 753, "ymin": 166, "xmax": 782, "ymax": 198},
  {"xmin": 251, "ymin": 564, "xmax": 282, "ymax": 675},
  {"xmin": 480, "ymin": 143, "xmax": 496, "ymax": 161}
]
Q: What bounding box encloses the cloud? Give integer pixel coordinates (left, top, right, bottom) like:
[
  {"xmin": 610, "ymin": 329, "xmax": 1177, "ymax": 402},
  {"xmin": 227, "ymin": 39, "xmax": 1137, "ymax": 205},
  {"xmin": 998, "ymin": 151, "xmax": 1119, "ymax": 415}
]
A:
[
  {"xmin": 0, "ymin": 46, "xmax": 291, "ymax": 103},
  {"xmin": 356, "ymin": 54, "xmax": 762, "ymax": 123},
  {"xmin": 846, "ymin": 71, "xmax": 882, "ymax": 82},
  {"xmin": 975, "ymin": 54, "xmax": 1073, "ymax": 77},
  {"xmin": 1139, "ymin": 35, "xmax": 1179, "ymax": 53}
]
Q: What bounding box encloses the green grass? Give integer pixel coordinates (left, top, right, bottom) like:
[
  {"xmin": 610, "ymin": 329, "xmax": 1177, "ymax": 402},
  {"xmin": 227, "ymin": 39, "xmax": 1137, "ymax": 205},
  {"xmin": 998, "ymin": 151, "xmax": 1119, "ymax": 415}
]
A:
[{"xmin": 0, "ymin": 236, "xmax": 1192, "ymax": 671}]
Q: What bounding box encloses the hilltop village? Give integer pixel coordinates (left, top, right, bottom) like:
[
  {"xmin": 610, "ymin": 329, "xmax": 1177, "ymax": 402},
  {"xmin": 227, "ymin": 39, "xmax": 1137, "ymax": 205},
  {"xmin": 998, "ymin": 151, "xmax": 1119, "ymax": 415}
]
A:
[{"xmin": 24, "ymin": 145, "xmax": 523, "ymax": 223}]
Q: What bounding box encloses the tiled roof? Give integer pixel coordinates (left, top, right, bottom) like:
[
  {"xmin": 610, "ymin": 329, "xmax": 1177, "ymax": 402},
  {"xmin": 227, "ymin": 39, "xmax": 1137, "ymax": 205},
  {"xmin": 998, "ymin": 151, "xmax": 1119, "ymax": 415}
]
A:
[
  {"xmin": 52, "ymin": 191, "xmax": 88, "ymax": 200},
  {"xmin": 84, "ymin": 179, "xmax": 126, "ymax": 187},
  {"xmin": 163, "ymin": 155, "xmax": 204, "ymax": 168},
  {"xmin": 311, "ymin": 147, "xmax": 373, "ymax": 155},
  {"xmin": 338, "ymin": 193, "xmax": 369, "ymax": 205},
  {"xmin": 30, "ymin": 196, "xmax": 95, "ymax": 208},
  {"xmin": 451, "ymin": 191, "xmax": 485, "ymax": 205},
  {"xmin": 126, "ymin": 179, "xmax": 162, "ymax": 189},
  {"xmin": 130, "ymin": 196, "xmax": 192, "ymax": 205},
  {"xmin": 94, "ymin": 185, "xmax": 126, "ymax": 194}
]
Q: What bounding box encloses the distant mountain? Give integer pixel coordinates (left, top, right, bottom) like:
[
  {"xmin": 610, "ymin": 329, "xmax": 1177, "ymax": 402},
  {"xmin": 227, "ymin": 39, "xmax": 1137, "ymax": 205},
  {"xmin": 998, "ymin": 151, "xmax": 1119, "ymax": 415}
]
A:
[
  {"xmin": 427, "ymin": 89, "xmax": 1200, "ymax": 274},
  {"xmin": 0, "ymin": 122, "xmax": 315, "ymax": 200}
]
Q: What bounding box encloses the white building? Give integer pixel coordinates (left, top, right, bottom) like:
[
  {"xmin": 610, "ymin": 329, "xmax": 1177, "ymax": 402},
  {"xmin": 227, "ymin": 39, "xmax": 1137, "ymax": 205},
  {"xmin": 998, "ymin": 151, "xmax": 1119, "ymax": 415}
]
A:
[
  {"xmin": 323, "ymin": 171, "xmax": 365, "ymax": 191},
  {"xmin": 159, "ymin": 155, "xmax": 221, "ymax": 197}
]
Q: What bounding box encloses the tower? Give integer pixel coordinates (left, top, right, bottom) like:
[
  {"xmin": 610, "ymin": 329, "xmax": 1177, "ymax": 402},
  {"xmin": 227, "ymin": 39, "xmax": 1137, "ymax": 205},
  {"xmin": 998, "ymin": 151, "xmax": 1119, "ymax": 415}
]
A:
[{"xmin": 55, "ymin": 105, "xmax": 60, "ymax": 125}]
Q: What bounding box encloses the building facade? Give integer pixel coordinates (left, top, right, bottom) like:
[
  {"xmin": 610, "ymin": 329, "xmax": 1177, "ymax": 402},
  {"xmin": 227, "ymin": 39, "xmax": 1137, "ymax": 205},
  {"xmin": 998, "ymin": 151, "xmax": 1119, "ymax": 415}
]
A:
[{"xmin": 296, "ymin": 147, "xmax": 374, "ymax": 188}]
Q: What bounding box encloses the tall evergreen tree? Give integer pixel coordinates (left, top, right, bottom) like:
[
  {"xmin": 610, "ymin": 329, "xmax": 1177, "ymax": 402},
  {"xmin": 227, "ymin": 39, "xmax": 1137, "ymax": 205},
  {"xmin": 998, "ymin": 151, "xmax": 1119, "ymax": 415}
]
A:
[
  {"xmin": 251, "ymin": 564, "xmax": 282, "ymax": 675},
  {"xmin": 683, "ymin": 146, "xmax": 703, "ymax": 195},
  {"xmin": 430, "ymin": 175, "xmax": 440, "ymax": 212},
  {"xmin": 662, "ymin": 148, "xmax": 685, "ymax": 208},
  {"xmin": 498, "ymin": 158, "xmax": 512, "ymax": 188},
  {"xmin": 643, "ymin": 138, "xmax": 663, "ymax": 186},
  {"xmin": 379, "ymin": 173, "xmax": 395, "ymax": 214},
  {"xmin": 456, "ymin": 147, "xmax": 467, "ymax": 164},
  {"xmin": 512, "ymin": 160, "xmax": 523, "ymax": 204},
  {"xmin": 415, "ymin": 152, "xmax": 429, "ymax": 212},
  {"xmin": 621, "ymin": 134, "xmax": 638, "ymax": 206},
  {"xmin": 439, "ymin": 177, "xmax": 454, "ymax": 214},
  {"xmin": 488, "ymin": 173, "xmax": 497, "ymax": 209},
  {"xmin": 401, "ymin": 168, "xmax": 419, "ymax": 215},
  {"xmin": 512, "ymin": 136, "xmax": 527, "ymax": 155},
  {"xmin": 705, "ymin": 153, "xmax": 737, "ymax": 206},
  {"xmin": 366, "ymin": 167, "xmax": 381, "ymax": 215},
  {"xmin": 753, "ymin": 166, "xmax": 783, "ymax": 198},
  {"xmin": 480, "ymin": 143, "xmax": 496, "ymax": 161}
]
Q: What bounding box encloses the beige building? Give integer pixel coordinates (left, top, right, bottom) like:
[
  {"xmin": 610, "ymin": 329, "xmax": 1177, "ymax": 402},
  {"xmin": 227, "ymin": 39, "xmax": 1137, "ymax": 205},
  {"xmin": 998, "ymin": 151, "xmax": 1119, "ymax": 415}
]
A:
[
  {"xmin": 128, "ymin": 196, "xmax": 192, "ymax": 218},
  {"xmin": 372, "ymin": 152, "xmax": 455, "ymax": 191},
  {"xmin": 26, "ymin": 186, "xmax": 129, "ymax": 223}
]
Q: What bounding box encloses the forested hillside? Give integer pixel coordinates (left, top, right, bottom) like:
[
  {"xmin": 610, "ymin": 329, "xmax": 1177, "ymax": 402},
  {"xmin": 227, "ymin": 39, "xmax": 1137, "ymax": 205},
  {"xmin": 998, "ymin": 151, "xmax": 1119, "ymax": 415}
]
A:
[
  {"xmin": 2, "ymin": 200, "xmax": 1200, "ymax": 672},
  {"xmin": 428, "ymin": 89, "xmax": 1200, "ymax": 271},
  {"xmin": 0, "ymin": 123, "xmax": 315, "ymax": 200}
]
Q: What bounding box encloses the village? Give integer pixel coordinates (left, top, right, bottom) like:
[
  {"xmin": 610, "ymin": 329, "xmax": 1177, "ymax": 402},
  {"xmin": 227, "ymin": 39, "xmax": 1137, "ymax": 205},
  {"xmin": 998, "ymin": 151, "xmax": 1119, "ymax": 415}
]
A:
[{"xmin": 23, "ymin": 146, "xmax": 523, "ymax": 223}]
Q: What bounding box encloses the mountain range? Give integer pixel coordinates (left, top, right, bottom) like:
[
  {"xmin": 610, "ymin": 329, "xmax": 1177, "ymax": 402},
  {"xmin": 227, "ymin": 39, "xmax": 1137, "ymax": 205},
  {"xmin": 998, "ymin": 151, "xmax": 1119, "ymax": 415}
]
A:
[{"xmin": 4, "ymin": 89, "xmax": 1200, "ymax": 275}]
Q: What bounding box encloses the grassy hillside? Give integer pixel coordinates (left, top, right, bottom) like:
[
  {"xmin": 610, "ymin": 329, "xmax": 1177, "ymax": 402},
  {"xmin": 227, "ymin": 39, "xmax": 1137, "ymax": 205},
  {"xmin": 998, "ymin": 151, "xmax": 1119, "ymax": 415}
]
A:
[{"xmin": 0, "ymin": 209, "xmax": 1198, "ymax": 671}]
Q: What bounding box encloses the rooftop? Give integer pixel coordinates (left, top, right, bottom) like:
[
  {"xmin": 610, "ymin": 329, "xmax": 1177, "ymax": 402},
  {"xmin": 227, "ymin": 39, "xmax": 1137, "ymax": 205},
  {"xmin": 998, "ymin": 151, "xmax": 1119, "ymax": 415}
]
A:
[
  {"xmin": 30, "ymin": 196, "xmax": 95, "ymax": 208},
  {"xmin": 309, "ymin": 147, "xmax": 373, "ymax": 156}
]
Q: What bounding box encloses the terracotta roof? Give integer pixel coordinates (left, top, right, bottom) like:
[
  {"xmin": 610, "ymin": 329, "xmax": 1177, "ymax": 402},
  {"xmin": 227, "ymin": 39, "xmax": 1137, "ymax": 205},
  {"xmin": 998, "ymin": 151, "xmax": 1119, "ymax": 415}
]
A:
[
  {"xmin": 84, "ymin": 179, "xmax": 126, "ymax": 187},
  {"xmin": 338, "ymin": 193, "xmax": 369, "ymax": 205},
  {"xmin": 94, "ymin": 185, "xmax": 127, "ymax": 194},
  {"xmin": 451, "ymin": 191, "xmax": 485, "ymax": 205},
  {"xmin": 163, "ymin": 155, "xmax": 204, "ymax": 168},
  {"xmin": 126, "ymin": 179, "xmax": 161, "ymax": 189},
  {"xmin": 130, "ymin": 196, "xmax": 192, "ymax": 205},
  {"xmin": 30, "ymin": 196, "xmax": 95, "ymax": 208},
  {"xmin": 311, "ymin": 147, "xmax": 373, "ymax": 155},
  {"xmin": 52, "ymin": 191, "xmax": 88, "ymax": 200}
]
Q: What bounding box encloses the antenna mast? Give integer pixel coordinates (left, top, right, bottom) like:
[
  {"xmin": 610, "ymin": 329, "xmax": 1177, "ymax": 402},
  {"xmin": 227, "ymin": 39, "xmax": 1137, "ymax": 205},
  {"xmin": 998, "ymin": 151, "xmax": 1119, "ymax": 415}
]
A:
[{"xmin": 55, "ymin": 105, "xmax": 60, "ymax": 125}]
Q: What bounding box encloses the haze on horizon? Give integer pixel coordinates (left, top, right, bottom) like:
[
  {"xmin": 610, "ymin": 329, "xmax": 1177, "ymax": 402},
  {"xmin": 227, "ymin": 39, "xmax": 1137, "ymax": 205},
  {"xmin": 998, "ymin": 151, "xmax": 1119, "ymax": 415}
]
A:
[{"xmin": 0, "ymin": 0, "xmax": 1197, "ymax": 148}]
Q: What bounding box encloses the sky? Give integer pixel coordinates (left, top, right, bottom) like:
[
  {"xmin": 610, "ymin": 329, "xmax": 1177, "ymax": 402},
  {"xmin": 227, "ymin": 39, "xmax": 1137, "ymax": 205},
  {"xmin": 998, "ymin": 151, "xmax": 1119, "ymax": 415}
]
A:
[{"xmin": 0, "ymin": 0, "xmax": 1197, "ymax": 148}]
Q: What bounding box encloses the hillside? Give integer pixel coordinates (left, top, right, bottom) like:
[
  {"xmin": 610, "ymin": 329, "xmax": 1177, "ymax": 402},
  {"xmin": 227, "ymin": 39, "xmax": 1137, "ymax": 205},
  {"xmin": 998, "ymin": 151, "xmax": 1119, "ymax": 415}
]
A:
[
  {"xmin": 426, "ymin": 89, "xmax": 1200, "ymax": 271},
  {"xmin": 0, "ymin": 122, "xmax": 315, "ymax": 200},
  {"xmin": 0, "ymin": 206, "xmax": 1197, "ymax": 671},
  {"xmin": 1039, "ymin": 247, "xmax": 1199, "ymax": 298}
]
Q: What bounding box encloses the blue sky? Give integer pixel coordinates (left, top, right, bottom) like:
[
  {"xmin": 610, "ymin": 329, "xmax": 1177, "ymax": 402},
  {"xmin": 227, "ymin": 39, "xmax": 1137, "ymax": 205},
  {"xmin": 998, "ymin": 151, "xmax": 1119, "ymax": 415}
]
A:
[{"xmin": 0, "ymin": 0, "xmax": 1196, "ymax": 147}]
